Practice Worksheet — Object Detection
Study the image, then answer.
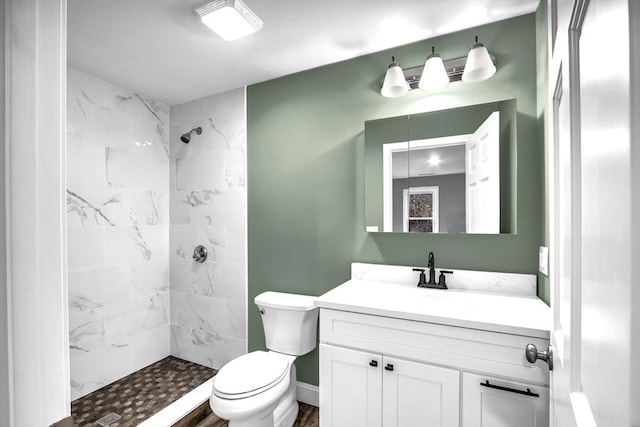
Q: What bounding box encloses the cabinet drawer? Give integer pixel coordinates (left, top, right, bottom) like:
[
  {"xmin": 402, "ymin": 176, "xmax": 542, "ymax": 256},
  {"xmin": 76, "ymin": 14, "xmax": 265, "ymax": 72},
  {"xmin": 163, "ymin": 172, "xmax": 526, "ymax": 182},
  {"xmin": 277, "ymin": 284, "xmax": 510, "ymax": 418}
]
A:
[
  {"xmin": 320, "ymin": 308, "xmax": 549, "ymax": 385},
  {"xmin": 462, "ymin": 372, "xmax": 549, "ymax": 427}
]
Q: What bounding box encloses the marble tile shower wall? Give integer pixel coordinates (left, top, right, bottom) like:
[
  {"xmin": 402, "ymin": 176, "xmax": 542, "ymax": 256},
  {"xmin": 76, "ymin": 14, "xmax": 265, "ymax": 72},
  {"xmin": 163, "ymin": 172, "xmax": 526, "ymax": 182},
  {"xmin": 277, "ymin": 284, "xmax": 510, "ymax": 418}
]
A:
[
  {"xmin": 169, "ymin": 88, "xmax": 247, "ymax": 369},
  {"xmin": 67, "ymin": 69, "xmax": 170, "ymax": 400}
]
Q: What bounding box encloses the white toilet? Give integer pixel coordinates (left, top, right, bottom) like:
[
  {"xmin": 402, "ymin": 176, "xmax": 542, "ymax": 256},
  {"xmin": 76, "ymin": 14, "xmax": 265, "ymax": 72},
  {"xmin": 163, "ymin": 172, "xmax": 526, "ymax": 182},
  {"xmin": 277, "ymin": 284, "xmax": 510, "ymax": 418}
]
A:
[{"xmin": 209, "ymin": 291, "xmax": 318, "ymax": 427}]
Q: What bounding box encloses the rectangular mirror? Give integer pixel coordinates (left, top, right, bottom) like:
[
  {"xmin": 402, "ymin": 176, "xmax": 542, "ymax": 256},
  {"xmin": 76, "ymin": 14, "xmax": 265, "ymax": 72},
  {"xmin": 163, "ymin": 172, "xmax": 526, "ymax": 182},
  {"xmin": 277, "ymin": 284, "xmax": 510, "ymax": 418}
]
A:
[{"xmin": 364, "ymin": 99, "xmax": 517, "ymax": 234}]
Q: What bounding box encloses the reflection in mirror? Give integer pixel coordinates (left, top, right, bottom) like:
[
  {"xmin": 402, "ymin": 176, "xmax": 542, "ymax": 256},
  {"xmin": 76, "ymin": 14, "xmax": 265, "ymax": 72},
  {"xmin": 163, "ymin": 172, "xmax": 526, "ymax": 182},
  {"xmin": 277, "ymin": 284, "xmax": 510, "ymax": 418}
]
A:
[
  {"xmin": 365, "ymin": 100, "xmax": 516, "ymax": 234},
  {"xmin": 387, "ymin": 135, "xmax": 469, "ymax": 233}
]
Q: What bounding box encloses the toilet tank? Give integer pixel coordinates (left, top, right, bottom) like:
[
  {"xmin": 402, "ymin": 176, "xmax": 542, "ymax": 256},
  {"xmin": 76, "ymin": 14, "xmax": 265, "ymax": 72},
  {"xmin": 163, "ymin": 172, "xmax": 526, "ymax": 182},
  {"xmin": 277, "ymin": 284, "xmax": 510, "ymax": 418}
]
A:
[{"xmin": 255, "ymin": 291, "xmax": 318, "ymax": 356}]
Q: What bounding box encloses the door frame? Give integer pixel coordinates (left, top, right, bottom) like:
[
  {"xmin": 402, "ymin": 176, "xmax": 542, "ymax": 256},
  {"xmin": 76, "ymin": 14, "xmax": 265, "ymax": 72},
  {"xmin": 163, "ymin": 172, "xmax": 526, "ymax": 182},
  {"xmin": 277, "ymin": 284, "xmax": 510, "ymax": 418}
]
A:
[{"xmin": 3, "ymin": 0, "xmax": 69, "ymax": 425}]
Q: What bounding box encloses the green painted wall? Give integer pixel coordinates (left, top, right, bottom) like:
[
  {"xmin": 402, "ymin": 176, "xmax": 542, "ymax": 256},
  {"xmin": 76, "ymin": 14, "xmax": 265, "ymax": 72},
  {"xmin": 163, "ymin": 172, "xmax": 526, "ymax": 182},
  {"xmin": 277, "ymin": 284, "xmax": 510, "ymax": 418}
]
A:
[{"xmin": 247, "ymin": 13, "xmax": 543, "ymax": 386}]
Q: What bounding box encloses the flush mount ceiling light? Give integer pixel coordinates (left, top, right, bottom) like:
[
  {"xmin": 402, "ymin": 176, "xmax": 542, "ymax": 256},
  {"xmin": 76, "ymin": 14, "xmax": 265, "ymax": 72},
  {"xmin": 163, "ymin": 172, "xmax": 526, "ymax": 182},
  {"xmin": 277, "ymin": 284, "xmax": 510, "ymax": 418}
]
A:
[
  {"xmin": 381, "ymin": 56, "xmax": 410, "ymax": 98},
  {"xmin": 419, "ymin": 47, "xmax": 449, "ymax": 91},
  {"xmin": 462, "ymin": 36, "xmax": 497, "ymax": 82},
  {"xmin": 196, "ymin": 0, "xmax": 263, "ymax": 41},
  {"xmin": 427, "ymin": 155, "xmax": 442, "ymax": 167},
  {"xmin": 380, "ymin": 36, "xmax": 496, "ymax": 97}
]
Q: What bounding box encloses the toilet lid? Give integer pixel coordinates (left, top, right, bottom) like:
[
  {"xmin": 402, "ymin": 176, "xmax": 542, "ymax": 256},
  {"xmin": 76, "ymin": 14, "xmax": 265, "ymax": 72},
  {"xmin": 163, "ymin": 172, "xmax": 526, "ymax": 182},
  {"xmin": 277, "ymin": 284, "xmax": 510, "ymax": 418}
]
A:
[{"xmin": 213, "ymin": 351, "xmax": 290, "ymax": 398}]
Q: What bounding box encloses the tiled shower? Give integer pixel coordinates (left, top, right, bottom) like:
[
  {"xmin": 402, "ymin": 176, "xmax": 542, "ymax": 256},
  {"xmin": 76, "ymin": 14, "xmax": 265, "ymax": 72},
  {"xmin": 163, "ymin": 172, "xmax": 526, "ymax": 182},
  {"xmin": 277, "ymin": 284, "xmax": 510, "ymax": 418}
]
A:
[
  {"xmin": 169, "ymin": 89, "xmax": 247, "ymax": 369},
  {"xmin": 66, "ymin": 68, "xmax": 247, "ymax": 400}
]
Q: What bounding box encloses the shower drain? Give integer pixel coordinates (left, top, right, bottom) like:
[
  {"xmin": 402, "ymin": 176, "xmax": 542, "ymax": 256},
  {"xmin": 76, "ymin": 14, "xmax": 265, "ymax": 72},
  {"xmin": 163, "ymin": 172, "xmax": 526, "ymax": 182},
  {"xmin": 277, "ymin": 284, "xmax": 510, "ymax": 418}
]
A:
[{"xmin": 95, "ymin": 412, "xmax": 121, "ymax": 426}]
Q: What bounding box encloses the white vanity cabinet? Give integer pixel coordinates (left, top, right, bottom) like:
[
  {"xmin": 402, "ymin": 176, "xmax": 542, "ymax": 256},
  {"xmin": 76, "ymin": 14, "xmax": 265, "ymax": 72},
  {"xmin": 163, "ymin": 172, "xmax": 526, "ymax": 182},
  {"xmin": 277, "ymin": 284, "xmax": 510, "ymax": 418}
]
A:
[
  {"xmin": 318, "ymin": 308, "xmax": 550, "ymax": 427},
  {"xmin": 320, "ymin": 344, "xmax": 460, "ymax": 427}
]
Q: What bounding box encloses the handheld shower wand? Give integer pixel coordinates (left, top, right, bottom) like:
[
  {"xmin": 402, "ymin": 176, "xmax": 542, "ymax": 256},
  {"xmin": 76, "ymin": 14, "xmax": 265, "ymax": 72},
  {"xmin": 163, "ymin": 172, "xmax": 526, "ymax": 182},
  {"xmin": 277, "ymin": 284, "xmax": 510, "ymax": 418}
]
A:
[{"xmin": 180, "ymin": 127, "xmax": 202, "ymax": 143}]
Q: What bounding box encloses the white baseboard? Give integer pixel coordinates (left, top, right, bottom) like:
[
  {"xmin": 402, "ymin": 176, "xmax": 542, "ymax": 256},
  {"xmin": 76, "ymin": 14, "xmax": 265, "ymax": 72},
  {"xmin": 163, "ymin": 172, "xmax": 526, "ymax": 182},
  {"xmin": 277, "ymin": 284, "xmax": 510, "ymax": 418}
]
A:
[{"xmin": 296, "ymin": 381, "xmax": 319, "ymax": 407}]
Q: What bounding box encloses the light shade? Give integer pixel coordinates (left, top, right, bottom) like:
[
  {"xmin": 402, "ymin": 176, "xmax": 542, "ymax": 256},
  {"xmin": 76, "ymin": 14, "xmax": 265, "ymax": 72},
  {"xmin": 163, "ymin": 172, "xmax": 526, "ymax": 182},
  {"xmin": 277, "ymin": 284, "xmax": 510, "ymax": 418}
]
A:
[
  {"xmin": 462, "ymin": 37, "xmax": 496, "ymax": 83},
  {"xmin": 381, "ymin": 57, "xmax": 409, "ymax": 98},
  {"xmin": 196, "ymin": 0, "xmax": 263, "ymax": 41},
  {"xmin": 418, "ymin": 47, "xmax": 449, "ymax": 91}
]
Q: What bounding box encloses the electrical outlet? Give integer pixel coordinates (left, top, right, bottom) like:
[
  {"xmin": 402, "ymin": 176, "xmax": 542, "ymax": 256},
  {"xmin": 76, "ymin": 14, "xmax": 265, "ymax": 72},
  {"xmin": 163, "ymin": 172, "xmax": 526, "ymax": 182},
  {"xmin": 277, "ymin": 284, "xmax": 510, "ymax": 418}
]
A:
[{"xmin": 539, "ymin": 246, "xmax": 549, "ymax": 276}]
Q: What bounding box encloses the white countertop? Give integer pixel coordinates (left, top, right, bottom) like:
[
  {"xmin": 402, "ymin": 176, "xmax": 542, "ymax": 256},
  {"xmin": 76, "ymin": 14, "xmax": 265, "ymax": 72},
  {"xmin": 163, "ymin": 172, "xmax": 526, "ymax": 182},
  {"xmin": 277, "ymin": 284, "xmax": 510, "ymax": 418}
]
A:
[{"xmin": 316, "ymin": 279, "xmax": 551, "ymax": 339}]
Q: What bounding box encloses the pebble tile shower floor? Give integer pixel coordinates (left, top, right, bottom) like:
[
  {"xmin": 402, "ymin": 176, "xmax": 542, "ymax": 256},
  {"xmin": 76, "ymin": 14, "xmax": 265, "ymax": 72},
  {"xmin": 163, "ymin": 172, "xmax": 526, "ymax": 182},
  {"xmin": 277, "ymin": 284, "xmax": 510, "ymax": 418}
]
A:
[
  {"xmin": 71, "ymin": 357, "xmax": 215, "ymax": 426},
  {"xmin": 70, "ymin": 356, "xmax": 319, "ymax": 426}
]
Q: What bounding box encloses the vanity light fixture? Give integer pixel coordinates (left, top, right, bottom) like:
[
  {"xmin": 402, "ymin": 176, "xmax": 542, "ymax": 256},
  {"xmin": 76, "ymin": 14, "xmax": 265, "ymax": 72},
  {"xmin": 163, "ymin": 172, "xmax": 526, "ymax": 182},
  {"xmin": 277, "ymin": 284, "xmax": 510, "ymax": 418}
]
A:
[
  {"xmin": 462, "ymin": 36, "xmax": 497, "ymax": 83},
  {"xmin": 418, "ymin": 47, "xmax": 449, "ymax": 91},
  {"xmin": 196, "ymin": 0, "xmax": 263, "ymax": 41},
  {"xmin": 381, "ymin": 56, "xmax": 410, "ymax": 98},
  {"xmin": 380, "ymin": 36, "xmax": 496, "ymax": 97}
]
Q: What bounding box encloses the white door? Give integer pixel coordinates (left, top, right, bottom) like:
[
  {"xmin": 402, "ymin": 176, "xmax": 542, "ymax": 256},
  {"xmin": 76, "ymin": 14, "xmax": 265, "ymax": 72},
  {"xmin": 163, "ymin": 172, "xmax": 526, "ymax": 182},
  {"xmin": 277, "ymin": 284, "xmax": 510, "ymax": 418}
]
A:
[
  {"xmin": 461, "ymin": 372, "xmax": 548, "ymax": 427},
  {"xmin": 548, "ymin": 1, "xmax": 638, "ymax": 426},
  {"xmin": 465, "ymin": 111, "xmax": 500, "ymax": 233},
  {"xmin": 382, "ymin": 357, "xmax": 459, "ymax": 427},
  {"xmin": 319, "ymin": 344, "xmax": 382, "ymax": 427},
  {"xmin": 548, "ymin": 7, "xmax": 577, "ymax": 423}
]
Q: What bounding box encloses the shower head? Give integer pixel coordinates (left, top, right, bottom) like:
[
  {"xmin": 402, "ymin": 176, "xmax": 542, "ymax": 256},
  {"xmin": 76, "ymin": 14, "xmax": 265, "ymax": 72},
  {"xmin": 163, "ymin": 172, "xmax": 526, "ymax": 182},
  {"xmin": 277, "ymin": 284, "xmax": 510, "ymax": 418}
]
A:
[{"xmin": 180, "ymin": 127, "xmax": 202, "ymax": 143}]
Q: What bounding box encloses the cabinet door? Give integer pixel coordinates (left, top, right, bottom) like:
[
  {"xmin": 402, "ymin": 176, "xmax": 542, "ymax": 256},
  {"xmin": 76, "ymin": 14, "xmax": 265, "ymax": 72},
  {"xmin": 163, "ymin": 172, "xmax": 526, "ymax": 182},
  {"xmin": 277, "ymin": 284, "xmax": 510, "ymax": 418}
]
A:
[
  {"xmin": 461, "ymin": 372, "xmax": 548, "ymax": 427},
  {"xmin": 382, "ymin": 357, "xmax": 460, "ymax": 427},
  {"xmin": 319, "ymin": 344, "xmax": 382, "ymax": 427}
]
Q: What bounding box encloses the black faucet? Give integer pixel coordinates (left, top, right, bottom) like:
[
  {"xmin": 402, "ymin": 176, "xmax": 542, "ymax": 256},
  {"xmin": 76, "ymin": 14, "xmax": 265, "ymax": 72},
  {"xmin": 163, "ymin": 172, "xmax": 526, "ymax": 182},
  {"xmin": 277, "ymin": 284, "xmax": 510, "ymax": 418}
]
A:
[
  {"xmin": 427, "ymin": 252, "xmax": 437, "ymax": 286},
  {"xmin": 414, "ymin": 251, "xmax": 452, "ymax": 289}
]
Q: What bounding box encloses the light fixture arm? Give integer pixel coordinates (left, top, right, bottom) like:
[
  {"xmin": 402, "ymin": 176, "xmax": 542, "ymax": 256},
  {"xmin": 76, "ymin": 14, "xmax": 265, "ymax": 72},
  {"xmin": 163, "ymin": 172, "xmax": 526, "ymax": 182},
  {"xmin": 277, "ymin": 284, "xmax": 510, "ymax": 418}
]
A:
[{"xmin": 469, "ymin": 36, "xmax": 487, "ymax": 51}]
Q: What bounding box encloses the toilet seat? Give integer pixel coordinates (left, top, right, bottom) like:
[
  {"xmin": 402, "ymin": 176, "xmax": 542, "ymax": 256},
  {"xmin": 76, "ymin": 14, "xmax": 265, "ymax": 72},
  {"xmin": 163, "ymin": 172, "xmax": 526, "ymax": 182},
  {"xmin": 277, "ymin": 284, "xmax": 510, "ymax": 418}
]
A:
[{"xmin": 213, "ymin": 351, "xmax": 291, "ymax": 400}]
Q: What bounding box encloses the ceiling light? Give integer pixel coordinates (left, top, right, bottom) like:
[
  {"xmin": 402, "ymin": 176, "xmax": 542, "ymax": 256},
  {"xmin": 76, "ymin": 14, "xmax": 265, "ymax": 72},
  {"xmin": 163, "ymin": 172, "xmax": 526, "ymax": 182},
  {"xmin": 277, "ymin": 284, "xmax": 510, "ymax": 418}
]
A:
[
  {"xmin": 462, "ymin": 36, "xmax": 496, "ymax": 83},
  {"xmin": 381, "ymin": 56, "xmax": 410, "ymax": 98},
  {"xmin": 419, "ymin": 47, "xmax": 449, "ymax": 91},
  {"xmin": 196, "ymin": 0, "xmax": 263, "ymax": 41},
  {"xmin": 428, "ymin": 156, "xmax": 442, "ymax": 167}
]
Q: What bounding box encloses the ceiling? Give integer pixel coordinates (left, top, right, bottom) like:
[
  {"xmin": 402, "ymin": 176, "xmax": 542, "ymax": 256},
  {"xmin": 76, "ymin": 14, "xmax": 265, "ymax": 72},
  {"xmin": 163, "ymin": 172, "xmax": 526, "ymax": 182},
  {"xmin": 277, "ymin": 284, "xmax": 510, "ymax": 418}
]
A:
[{"xmin": 67, "ymin": 0, "xmax": 539, "ymax": 106}]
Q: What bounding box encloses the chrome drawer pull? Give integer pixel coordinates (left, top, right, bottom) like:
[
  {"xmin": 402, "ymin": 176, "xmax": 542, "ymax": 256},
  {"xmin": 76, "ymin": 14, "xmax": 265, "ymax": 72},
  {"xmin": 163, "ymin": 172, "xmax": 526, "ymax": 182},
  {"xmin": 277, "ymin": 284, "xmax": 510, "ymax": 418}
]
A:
[{"xmin": 480, "ymin": 380, "xmax": 539, "ymax": 397}]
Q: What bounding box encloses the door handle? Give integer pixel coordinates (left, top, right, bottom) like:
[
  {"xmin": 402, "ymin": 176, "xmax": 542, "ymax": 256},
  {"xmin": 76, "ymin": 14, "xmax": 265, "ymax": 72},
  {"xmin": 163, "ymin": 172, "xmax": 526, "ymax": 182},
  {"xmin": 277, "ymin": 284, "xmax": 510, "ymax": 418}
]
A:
[
  {"xmin": 369, "ymin": 360, "xmax": 378, "ymax": 367},
  {"xmin": 384, "ymin": 363, "xmax": 394, "ymax": 371},
  {"xmin": 525, "ymin": 343, "xmax": 553, "ymax": 371}
]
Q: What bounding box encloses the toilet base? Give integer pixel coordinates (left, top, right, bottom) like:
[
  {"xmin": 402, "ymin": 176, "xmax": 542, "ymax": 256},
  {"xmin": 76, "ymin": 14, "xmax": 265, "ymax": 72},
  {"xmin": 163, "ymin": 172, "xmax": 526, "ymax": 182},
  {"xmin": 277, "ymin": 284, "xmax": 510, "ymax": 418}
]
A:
[
  {"xmin": 229, "ymin": 412, "xmax": 274, "ymax": 427},
  {"xmin": 275, "ymin": 400, "xmax": 298, "ymax": 427},
  {"xmin": 273, "ymin": 364, "xmax": 298, "ymax": 427},
  {"xmin": 223, "ymin": 363, "xmax": 299, "ymax": 427}
]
